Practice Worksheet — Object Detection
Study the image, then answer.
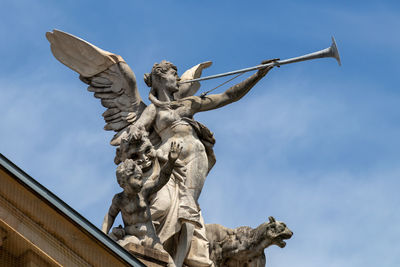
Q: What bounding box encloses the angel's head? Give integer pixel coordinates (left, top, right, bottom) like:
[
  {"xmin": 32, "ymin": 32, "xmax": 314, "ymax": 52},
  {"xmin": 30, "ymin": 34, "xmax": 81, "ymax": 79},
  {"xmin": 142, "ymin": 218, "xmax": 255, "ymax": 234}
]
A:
[{"xmin": 144, "ymin": 60, "xmax": 180, "ymax": 95}]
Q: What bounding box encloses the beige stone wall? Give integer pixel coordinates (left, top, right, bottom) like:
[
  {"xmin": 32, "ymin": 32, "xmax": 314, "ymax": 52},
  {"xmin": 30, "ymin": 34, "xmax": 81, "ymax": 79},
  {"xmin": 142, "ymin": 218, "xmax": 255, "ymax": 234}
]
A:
[{"xmin": 0, "ymin": 167, "xmax": 131, "ymax": 266}]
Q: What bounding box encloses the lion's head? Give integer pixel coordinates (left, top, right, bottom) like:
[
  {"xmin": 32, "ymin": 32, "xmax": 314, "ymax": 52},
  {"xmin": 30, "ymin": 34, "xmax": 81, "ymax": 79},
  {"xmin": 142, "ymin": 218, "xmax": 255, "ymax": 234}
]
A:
[{"xmin": 265, "ymin": 216, "xmax": 293, "ymax": 248}]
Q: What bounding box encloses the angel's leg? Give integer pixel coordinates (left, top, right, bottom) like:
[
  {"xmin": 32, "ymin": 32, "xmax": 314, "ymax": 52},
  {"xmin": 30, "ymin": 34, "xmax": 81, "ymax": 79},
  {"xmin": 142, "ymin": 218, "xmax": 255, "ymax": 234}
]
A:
[{"xmin": 174, "ymin": 222, "xmax": 194, "ymax": 266}]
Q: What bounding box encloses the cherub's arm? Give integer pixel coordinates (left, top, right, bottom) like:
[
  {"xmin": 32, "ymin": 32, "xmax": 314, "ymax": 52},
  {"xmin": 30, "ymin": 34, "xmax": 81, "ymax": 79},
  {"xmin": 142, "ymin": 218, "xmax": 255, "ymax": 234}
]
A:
[
  {"xmin": 144, "ymin": 142, "xmax": 182, "ymax": 197},
  {"xmin": 101, "ymin": 194, "xmax": 121, "ymax": 234},
  {"xmin": 192, "ymin": 59, "xmax": 278, "ymax": 113}
]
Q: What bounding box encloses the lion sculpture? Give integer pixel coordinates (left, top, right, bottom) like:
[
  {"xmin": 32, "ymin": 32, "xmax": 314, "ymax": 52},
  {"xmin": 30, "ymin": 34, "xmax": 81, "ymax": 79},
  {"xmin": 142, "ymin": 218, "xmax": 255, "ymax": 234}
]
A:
[{"xmin": 205, "ymin": 217, "xmax": 293, "ymax": 267}]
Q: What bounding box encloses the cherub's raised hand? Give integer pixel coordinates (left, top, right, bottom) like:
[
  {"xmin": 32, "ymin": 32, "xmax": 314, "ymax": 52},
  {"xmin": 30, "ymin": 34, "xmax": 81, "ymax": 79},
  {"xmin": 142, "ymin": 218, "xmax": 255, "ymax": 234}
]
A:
[
  {"xmin": 146, "ymin": 141, "xmax": 183, "ymax": 196},
  {"xmin": 168, "ymin": 141, "xmax": 183, "ymax": 162}
]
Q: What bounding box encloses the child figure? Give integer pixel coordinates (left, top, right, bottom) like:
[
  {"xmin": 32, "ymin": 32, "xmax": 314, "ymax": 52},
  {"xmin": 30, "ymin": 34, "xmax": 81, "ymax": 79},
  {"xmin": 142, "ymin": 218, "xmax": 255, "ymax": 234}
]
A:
[{"xmin": 102, "ymin": 141, "xmax": 182, "ymax": 251}]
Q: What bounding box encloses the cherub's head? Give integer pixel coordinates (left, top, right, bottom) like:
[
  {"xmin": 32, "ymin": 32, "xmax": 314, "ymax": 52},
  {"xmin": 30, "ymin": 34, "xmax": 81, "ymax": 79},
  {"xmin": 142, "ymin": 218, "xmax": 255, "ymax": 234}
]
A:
[
  {"xmin": 115, "ymin": 133, "xmax": 156, "ymax": 175},
  {"xmin": 144, "ymin": 60, "xmax": 180, "ymax": 94},
  {"xmin": 116, "ymin": 159, "xmax": 143, "ymax": 193}
]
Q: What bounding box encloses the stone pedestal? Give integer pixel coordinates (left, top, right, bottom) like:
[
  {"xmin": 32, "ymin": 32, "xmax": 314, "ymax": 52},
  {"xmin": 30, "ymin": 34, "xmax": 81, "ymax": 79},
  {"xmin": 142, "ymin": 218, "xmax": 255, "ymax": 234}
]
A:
[{"xmin": 124, "ymin": 243, "xmax": 169, "ymax": 267}]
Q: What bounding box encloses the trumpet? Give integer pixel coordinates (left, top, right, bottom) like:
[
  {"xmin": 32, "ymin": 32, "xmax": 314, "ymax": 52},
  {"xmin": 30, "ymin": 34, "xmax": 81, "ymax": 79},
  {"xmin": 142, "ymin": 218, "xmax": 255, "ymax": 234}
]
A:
[{"xmin": 179, "ymin": 37, "xmax": 341, "ymax": 84}]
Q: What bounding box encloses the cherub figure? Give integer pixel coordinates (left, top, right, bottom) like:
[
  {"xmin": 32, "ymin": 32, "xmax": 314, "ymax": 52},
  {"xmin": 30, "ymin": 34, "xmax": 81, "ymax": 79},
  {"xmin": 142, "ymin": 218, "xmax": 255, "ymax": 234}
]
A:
[{"xmin": 101, "ymin": 141, "xmax": 182, "ymax": 251}]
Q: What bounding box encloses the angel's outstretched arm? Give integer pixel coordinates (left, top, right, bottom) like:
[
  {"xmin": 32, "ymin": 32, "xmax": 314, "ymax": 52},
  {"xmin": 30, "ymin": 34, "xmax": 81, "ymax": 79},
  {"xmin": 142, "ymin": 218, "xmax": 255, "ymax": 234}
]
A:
[{"xmin": 193, "ymin": 59, "xmax": 278, "ymax": 113}]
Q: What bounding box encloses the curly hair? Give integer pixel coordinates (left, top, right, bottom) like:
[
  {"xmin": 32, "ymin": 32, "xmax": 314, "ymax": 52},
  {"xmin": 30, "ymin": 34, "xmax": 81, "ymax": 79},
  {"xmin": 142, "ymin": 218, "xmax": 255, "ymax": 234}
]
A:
[
  {"xmin": 143, "ymin": 60, "xmax": 177, "ymax": 87},
  {"xmin": 116, "ymin": 159, "xmax": 142, "ymax": 188}
]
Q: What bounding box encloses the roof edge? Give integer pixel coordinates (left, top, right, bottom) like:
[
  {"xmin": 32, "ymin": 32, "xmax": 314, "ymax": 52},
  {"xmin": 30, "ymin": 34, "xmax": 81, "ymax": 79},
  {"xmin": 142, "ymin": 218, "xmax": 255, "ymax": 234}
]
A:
[{"xmin": 0, "ymin": 153, "xmax": 144, "ymax": 267}]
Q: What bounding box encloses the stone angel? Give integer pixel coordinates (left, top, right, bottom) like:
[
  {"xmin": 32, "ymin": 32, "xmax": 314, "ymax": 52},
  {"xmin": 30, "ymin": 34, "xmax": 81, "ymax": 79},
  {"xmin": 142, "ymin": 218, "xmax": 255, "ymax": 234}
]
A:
[{"xmin": 46, "ymin": 29, "xmax": 276, "ymax": 267}]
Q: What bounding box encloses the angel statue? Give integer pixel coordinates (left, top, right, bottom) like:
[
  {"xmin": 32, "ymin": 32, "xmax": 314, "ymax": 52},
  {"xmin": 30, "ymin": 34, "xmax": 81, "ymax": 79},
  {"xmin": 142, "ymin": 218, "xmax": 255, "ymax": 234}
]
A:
[{"xmin": 46, "ymin": 30, "xmax": 277, "ymax": 267}]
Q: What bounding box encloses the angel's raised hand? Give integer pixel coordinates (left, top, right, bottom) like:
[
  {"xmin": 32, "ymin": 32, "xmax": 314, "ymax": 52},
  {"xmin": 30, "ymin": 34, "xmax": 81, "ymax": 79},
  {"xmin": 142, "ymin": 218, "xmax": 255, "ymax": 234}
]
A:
[{"xmin": 258, "ymin": 58, "xmax": 280, "ymax": 75}]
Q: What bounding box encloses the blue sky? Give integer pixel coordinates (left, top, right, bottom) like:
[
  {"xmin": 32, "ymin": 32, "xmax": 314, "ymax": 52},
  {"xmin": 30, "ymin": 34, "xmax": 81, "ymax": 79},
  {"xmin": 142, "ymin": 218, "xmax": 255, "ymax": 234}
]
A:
[{"xmin": 1, "ymin": 1, "xmax": 400, "ymax": 266}]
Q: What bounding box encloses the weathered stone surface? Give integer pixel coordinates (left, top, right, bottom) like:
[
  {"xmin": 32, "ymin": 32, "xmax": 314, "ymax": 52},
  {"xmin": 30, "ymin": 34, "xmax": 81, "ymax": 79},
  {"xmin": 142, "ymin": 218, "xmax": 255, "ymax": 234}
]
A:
[
  {"xmin": 102, "ymin": 138, "xmax": 183, "ymax": 265},
  {"xmin": 125, "ymin": 243, "xmax": 170, "ymax": 267},
  {"xmin": 206, "ymin": 217, "xmax": 293, "ymax": 267},
  {"xmin": 47, "ymin": 30, "xmax": 290, "ymax": 267}
]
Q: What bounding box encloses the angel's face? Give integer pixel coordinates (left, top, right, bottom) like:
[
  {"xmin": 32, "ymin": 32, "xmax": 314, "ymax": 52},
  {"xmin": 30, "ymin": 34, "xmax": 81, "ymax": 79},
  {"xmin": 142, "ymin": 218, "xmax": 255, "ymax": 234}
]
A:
[{"xmin": 152, "ymin": 67, "xmax": 180, "ymax": 94}]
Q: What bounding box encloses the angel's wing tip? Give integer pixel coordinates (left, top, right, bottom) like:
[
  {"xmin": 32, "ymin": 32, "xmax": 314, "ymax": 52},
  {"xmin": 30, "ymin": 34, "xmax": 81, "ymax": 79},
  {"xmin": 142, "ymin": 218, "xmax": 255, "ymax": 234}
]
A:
[
  {"xmin": 49, "ymin": 29, "xmax": 65, "ymax": 34},
  {"xmin": 45, "ymin": 29, "xmax": 59, "ymax": 35},
  {"xmin": 46, "ymin": 29, "xmax": 76, "ymax": 41},
  {"xmin": 45, "ymin": 29, "xmax": 62, "ymax": 43},
  {"xmin": 203, "ymin": 61, "xmax": 213, "ymax": 67},
  {"xmin": 45, "ymin": 31, "xmax": 53, "ymax": 42}
]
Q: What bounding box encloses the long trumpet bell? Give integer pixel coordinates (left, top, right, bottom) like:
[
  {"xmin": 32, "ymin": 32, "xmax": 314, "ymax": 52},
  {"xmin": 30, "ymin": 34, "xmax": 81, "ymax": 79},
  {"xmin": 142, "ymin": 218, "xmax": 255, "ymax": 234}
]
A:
[
  {"xmin": 179, "ymin": 37, "xmax": 341, "ymax": 84},
  {"xmin": 277, "ymin": 37, "xmax": 341, "ymax": 67}
]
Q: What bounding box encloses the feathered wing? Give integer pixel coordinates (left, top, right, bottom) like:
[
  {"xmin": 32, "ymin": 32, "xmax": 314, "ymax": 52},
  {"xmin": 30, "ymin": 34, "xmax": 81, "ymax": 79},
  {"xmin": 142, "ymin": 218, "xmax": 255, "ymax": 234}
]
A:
[
  {"xmin": 174, "ymin": 61, "xmax": 212, "ymax": 99},
  {"xmin": 46, "ymin": 29, "xmax": 146, "ymax": 146}
]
